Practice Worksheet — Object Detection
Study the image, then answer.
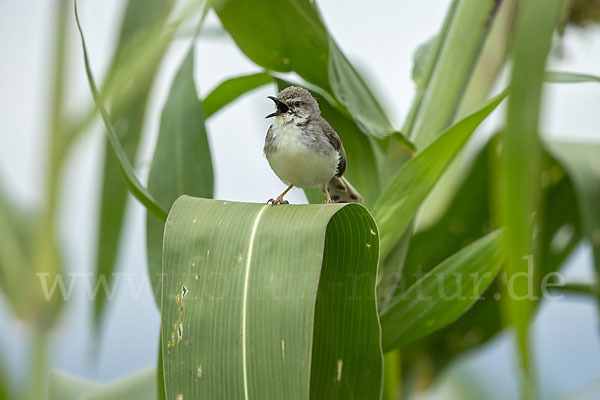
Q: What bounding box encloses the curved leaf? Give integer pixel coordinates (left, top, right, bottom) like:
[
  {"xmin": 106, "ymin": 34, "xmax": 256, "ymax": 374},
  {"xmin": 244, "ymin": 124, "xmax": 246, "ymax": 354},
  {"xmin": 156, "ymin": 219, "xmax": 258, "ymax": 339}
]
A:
[
  {"xmin": 547, "ymin": 141, "xmax": 600, "ymax": 308},
  {"xmin": 210, "ymin": 0, "xmax": 330, "ymax": 90},
  {"xmin": 397, "ymin": 143, "xmax": 583, "ymax": 378},
  {"xmin": 495, "ymin": 0, "xmax": 563, "ymax": 381},
  {"xmin": 545, "ymin": 71, "xmax": 600, "ymax": 83},
  {"xmin": 373, "ymin": 92, "xmax": 506, "ymax": 259},
  {"xmin": 161, "ymin": 197, "xmax": 382, "ymax": 399},
  {"xmin": 146, "ymin": 48, "xmax": 214, "ymax": 306},
  {"xmin": 203, "ymin": 72, "xmax": 273, "ymax": 118},
  {"xmin": 48, "ymin": 368, "xmax": 156, "ymax": 400},
  {"xmin": 74, "ymin": 3, "xmax": 168, "ymax": 221},
  {"xmin": 380, "ymin": 230, "xmax": 504, "ymax": 351},
  {"xmin": 327, "ymin": 38, "xmax": 396, "ymax": 139},
  {"xmin": 210, "ymin": 0, "xmax": 404, "ymax": 142}
]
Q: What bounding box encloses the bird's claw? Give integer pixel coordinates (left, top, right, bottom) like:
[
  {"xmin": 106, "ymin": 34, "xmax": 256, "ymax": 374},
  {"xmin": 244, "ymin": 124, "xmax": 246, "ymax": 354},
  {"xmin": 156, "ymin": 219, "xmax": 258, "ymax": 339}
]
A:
[{"xmin": 267, "ymin": 197, "xmax": 289, "ymax": 205}]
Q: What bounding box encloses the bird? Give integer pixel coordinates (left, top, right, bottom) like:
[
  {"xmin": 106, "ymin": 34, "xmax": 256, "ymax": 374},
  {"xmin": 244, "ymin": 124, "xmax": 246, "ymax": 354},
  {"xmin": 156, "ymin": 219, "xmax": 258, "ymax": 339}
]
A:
[{"xmin": 263, "ymin": 86, "xmax": 363, "ymax": 205}]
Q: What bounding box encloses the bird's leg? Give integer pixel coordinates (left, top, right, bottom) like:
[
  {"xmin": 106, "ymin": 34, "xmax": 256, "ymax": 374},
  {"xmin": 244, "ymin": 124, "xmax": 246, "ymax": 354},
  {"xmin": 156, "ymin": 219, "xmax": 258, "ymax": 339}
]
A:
[
  {"xmin": 267, "ymin": 184, "xmax": 293, "ymax": 205},
  {"xmin": 323, "ymin": 184, "xmax": 333, "ymax": 204}
]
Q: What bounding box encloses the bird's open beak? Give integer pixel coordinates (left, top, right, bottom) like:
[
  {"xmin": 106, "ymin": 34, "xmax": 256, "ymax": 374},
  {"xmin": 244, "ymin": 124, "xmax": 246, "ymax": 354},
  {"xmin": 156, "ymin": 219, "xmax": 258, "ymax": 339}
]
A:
[{"xmin": 265, "ymin": 96, "xmax": 289, "ymax": 118}]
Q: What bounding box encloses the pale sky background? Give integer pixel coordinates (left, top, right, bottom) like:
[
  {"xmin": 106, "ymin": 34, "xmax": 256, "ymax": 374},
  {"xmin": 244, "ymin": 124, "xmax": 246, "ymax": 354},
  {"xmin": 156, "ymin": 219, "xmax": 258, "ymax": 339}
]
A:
[{"xmin": 0, "ymin": 1, "xmax": 599, "ymax": 399}]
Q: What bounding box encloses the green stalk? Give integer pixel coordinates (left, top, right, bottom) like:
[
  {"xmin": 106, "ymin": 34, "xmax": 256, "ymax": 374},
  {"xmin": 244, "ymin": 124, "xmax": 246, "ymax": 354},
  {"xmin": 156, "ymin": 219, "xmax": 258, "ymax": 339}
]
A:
[
  {"xmin": 27, "ymin": 0, "xmax": 70, "ymax": 395},
  {"xmin": 383, "ymin": 350, "xmax": 401, "ymax": 400},
  {"xmin": 550, "ymin": 282, "xmax": 598, "ymax": 296},
  {"xmin": 496, "ymin": 0, "xmax": 564, "ymax": 397},
  {"xmin": 25, "ymin": 332, "xmax": 49, "ymax": 400},
  {"xmin": 401, "ymin": 0, "xmax": 460, "ymax": 138},
  {"xmin": 408, "ymin": 0, "xmax": 502, "ymax": 147}
]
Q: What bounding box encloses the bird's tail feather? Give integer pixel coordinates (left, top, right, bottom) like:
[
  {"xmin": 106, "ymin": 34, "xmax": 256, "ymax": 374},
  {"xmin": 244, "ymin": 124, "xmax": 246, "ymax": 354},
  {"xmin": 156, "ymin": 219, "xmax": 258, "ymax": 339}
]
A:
[{"xmin": 326, "ymin": 176, "xmax": 363, "ymax": 203}]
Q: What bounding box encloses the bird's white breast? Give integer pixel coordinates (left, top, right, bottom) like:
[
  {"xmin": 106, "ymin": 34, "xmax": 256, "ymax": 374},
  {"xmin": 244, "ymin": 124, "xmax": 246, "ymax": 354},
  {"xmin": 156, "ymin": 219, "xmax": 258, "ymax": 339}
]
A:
[{"xmin": 266, "ymin": 120, "xmax": 339, "ymax": 189}]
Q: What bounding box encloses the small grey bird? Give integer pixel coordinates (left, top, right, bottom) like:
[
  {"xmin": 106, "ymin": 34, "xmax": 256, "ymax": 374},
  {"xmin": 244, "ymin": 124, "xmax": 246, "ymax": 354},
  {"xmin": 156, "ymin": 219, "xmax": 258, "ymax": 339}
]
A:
[{"xmin": 264, "ymin": 86, "xmax": 362, "ymax": 205}]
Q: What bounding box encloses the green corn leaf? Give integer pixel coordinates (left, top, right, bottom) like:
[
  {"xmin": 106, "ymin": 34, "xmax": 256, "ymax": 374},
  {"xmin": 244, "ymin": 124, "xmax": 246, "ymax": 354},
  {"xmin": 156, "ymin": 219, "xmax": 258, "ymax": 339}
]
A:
[
  {"xmin": 544, "ymin": 71, "xmax": 600, "ymax": 83},
  {"xmin": 546, "ymin": 141, "xmax": 600, "ymax": 308},
  {"xmin": 48, "ymin": 368, "xmax": 156, "ymax": 400},
  {"xmin": 495, "ymin": 0, "xmax": 563, "ymax": 384},
  {"xmin": 380, "ymin": 230, "xmax": 504, "ymax": 352},
  {"xmin": 161, "ymin": 197, "xmax": 382, "ymax": 399},
  {"xmin": 210, "ymin": 0, "xmax": 406, "ymax": 142},
  {"xmin": 74, "ymin": 3, "xmax": 167, "ymax": 217},
  {"xmin": 327, "ymin": 38, "xmax": 396, "ymax": 139},
  {"xmin": 397, "ymin": 141, "xmax": 583, "ymax": 377},
  {"xmin": 210, "ymin": 0, "xmax": 330, "ymax": 90},
  {"xmin": 404, "ymin": 0, "xmax": 502, "ymax": 147},
  {"xmin": 203, "ymin": 72, "xmax": 274, "ymax": 118},
  {"xmin": 373, "ymin": 91, "xmax": 506, "ymax": 259},
  {"xmin": 74, "ymin": 0, "xmax": 175, "ymax": 331},
  {"xmin": 0, "ymin": 189, "xmax": 33, "ymax": 317},
  {"xmin": 146, "ymin": 48, "xmax": 214, "ymax": 306}
]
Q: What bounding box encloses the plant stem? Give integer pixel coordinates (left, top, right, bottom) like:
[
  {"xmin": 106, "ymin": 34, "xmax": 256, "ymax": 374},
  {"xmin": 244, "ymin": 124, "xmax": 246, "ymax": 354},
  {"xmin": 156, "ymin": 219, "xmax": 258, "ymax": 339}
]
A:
[
  {"xmin": 383, "ymin": 350, "xmax": 401, "ymax": 400},
  {"xmin": 25, "ymin": 331, "xmax": 49, "ymax": 400},
  {"xmin": 549, "ymin": 282, "xmax": 598, "ymax": 296},
  {"xmin": 409, "ymin": 0, "xmax": 502, "ymax": 148}
]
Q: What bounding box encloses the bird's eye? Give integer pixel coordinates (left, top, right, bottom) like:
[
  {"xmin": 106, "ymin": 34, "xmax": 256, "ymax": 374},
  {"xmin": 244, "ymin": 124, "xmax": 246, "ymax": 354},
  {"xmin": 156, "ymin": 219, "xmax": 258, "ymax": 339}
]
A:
[{"xmin": 294, "ymin": 101, "xmax": 301, "ymax": 108}]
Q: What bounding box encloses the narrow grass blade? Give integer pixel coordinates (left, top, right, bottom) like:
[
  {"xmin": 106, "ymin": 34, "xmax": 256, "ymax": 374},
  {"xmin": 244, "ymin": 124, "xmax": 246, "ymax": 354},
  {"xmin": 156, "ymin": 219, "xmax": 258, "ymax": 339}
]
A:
[
  {"xmin": 146, "ymin": 48, "xmax": 214, "ymax": 305},
  {"xmin": 74, "ymin": 0, "xmax": 175, "ymax": 331},
  {"xmin": 203, "ymin": 72, "xmax": 274, "ymax": 118},
  {"xmin": 374, "ymin": 92, "xmax": 506, "ymax": 259},
  {"xmin": 380, "ymin": 230, "xmax": 504, "ymax": 351},
  {"xmin": 74, "ymin": 3, "xmax": 168, "ymax": 221},
  {"xmin": 161, "ymin": 197, "xmax": 382, "ymax": 399},
  {"xmin": 545, "ymin": 71, "xmax": 600, "ymax": 83},
  {"xmin": 48, "ymin": 368, "xmax": 156, "ymax": 400},
  {"xmin": 495, "ymin": 0, "xmax": 563, "ymax": 387}
]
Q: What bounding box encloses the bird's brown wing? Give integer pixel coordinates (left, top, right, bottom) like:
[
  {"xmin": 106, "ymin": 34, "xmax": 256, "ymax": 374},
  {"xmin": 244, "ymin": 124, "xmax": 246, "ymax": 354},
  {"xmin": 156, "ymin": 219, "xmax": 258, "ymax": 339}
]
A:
[{"xmin": 319, "ymin": 117, "xmax": 346, "ymax": 177}]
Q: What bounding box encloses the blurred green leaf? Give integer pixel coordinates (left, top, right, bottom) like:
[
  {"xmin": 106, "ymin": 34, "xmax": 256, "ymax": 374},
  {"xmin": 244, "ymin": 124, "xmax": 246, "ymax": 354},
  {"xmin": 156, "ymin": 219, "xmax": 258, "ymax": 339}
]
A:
[
  {"xmin": 211, "ymin": 0, "xmax": 404, "ymax": 142},
  {"xmin": 328, "ymin": 38, "xmax": 400, "ymax": 140},
  {"xmin": 374, "ymin": 91, "xmax": 506, "ymax": 259},
  {"xmin": 404, "ymin": 0, "xmax": 502, "ymax": 147},
  {"xmin": 75, "ymin": 3, "xmax": 168, "ymax": 220},
  {"xmin": 398, "ymin": 141, "xmax": 582, "ymax": 379},
  {"xmin": 161, "ymin": 197, "xmax": 382, "ymax": 399},
  {"xmin": 157, "ymin": 335, "xmax": 166, "ymax": 400},
  {"xmin": 545, "ymin": 71, "xmax": 600, "ymax": 83},
  {"xmin": 274, "ymin": 79, "xmax": 381, "ymax": 207},
  {"xmin": 210, "ymin": 0, "xmax": 330, "ymax": 90},
  {"xmin": 48, "ymin": 368, "xmax": 156, "ymax": 400},
  {"xmin": 76, "ymin": 0, "xmax": 176, "ymax": 331},
  {"xmin": 0, "ymin": 361, "xmax": 8, "ymax": 400},
  {"xmin": 546, "ymin": 141, "xmax": 600, "ymax": 304},
  {"xmin": 203, "ymin": 72, "xmax": 273, "ymax": 118},
  {"xmin": 495, "ymin": 0, "xmax": 563, "ymax": 382},
  {"xmin": 146, "ymin": 48, "xmax": 214, "ymax": 306},
  {"xmin": 380, "ymin": 230, "xmax": 504, "ymax": 351},
  {"xmin": 411, "ymin": 35, "xmax": 438, "ymax": 89},
  {"xmin": 0, "ymin": 190, "xmax": 33, "ymax": 316},
  {"xmin": 377, "ymin": 223, "xmax": 412, "ymax": 311}
]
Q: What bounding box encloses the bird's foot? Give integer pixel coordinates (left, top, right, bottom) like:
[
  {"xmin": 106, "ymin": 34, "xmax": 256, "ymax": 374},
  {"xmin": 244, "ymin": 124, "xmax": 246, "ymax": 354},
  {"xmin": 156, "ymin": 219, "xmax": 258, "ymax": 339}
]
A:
[
  {"xmin": 267, "ymin": 196, "xmax": 289, "ymax": 205},
  {"xmin": 322, "ymin": 199, "xmax": 334, "ymax": 204}
]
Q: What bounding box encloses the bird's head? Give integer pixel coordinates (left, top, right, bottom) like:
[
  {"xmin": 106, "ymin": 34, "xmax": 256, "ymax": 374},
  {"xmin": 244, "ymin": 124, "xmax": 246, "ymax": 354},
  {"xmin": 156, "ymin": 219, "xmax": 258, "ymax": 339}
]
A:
[{"xmin": 266, "ymin": 86, "xmax": 320, "ymax": 125}]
